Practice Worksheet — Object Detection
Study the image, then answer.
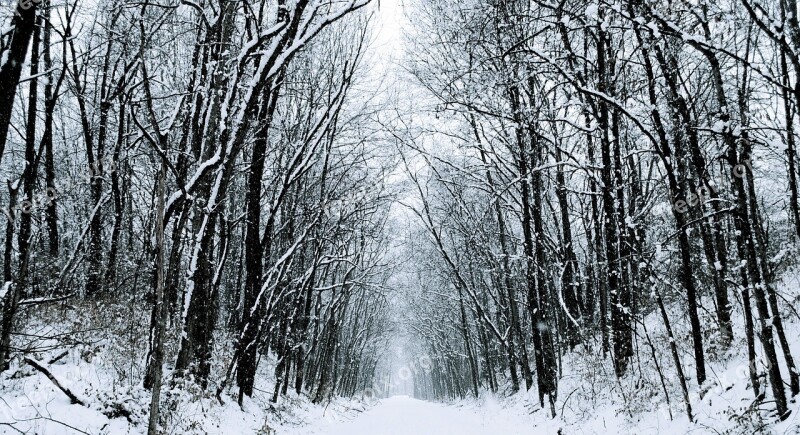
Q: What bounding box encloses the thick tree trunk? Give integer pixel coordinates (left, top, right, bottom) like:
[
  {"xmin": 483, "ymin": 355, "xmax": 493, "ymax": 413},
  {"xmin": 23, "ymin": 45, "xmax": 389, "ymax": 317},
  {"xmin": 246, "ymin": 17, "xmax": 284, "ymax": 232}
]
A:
[
  {"xmin": 508, "ymin": 82, "xmax": 557, "ymax": 414},
  {"xmin": 42, "ymin": 0, "xmax": 58, "ymax": 258},
  {"xmin": 597, "ymin": 27, "xmax": 631, "ymax": 377},
  {"xmin": 0, "ymin": 3, "xmax": 38, "ymax": 162},
  {"xmin": 236, "ymin": 83, "xmax": 281, "ymax": 399},
  {"xmin": 0, "ymin": 184, "xmax": 18, "ymax": 370}
]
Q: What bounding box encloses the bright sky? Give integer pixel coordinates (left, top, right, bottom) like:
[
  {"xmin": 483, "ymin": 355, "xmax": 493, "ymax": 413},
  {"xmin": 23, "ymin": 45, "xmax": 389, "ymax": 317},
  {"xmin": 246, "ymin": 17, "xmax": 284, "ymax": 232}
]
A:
[{"xmin": 372, "ymin": 0, "xmax": 405, "ymax": 62}]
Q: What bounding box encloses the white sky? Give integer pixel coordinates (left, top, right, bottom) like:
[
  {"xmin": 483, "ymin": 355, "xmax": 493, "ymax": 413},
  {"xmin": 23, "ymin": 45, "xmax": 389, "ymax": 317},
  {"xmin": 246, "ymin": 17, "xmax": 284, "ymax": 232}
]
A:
[{"xmin": 371, "ymin": 0, "xmax": 405, "ymax": 63}]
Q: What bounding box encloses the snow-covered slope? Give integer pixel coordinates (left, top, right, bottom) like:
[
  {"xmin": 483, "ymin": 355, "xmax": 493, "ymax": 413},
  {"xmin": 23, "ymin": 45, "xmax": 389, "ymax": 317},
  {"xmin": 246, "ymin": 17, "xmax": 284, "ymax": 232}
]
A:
[{"xmin": 3, "ymin": 269, "xmax": 800, "ymax": 435}]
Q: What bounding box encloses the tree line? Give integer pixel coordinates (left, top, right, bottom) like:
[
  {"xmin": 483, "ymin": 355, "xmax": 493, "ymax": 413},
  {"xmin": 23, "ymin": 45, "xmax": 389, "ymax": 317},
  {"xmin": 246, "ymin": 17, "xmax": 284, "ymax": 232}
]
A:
[
  {"xmin": 0, "ymin": 0, "xmax": 394, "ymax": 432},
  {"xmin": 397, "ymin": 0, "xmax": 800, "ymax": 421}
]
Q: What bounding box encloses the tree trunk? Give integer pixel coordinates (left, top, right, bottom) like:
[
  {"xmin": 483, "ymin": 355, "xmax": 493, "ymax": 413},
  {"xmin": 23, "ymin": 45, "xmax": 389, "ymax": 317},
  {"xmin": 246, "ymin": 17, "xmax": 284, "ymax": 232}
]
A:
[
  {"xmin": 0, "ymin": 2, "xmax": 38, "ymax": 162},
  {"xmin": 145, "ymin": 160, "xmax": 168, "ymax": 435}
]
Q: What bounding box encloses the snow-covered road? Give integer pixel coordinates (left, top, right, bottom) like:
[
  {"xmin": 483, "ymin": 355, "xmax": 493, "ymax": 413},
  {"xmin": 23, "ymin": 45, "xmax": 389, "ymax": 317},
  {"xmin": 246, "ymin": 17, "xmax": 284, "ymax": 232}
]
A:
[{"xmin": 319, "ymin": 395, "xmax": 536, "ymax": 435}]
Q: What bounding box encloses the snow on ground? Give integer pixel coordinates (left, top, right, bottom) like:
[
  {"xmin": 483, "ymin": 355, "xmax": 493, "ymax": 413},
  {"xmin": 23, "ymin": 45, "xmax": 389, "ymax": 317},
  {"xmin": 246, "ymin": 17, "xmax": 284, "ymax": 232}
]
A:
[
  {"xmin": 282, "ymin": 395, "xmax": 538, "ymax": 435},
  {"xmin": 5, "ymin": 268, "xmax": 800, "ymax": 433}
]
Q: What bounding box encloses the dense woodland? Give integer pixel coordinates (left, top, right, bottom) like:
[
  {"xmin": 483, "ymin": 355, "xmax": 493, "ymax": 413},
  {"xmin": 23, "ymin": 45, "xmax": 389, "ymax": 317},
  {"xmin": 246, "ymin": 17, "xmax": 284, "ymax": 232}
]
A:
[{"xmin": 0, "ymin": 0, "xmax": 800, "ymax": 433}]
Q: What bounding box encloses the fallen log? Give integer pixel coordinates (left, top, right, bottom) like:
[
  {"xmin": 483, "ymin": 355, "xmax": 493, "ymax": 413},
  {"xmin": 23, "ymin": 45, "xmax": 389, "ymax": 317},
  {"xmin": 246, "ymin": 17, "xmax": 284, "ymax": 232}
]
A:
[{"xmin": 24, "ymin": 356, "xmax": 85, "ymax": 406}]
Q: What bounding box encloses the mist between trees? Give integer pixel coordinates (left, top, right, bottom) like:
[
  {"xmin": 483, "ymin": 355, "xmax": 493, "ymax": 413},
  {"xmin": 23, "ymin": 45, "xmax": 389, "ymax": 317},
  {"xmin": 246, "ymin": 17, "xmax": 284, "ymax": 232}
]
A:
[{"xmin": 0, "ymin": 0, "xmax": 799, "ymax": 433}]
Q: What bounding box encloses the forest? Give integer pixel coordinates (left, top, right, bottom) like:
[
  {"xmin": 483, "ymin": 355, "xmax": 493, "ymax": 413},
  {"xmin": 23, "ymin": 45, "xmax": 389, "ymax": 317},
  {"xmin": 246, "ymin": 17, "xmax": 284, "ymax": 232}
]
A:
[{"xmin": 0, "ymin": 0, "xmax": 799, "ymax": 433}]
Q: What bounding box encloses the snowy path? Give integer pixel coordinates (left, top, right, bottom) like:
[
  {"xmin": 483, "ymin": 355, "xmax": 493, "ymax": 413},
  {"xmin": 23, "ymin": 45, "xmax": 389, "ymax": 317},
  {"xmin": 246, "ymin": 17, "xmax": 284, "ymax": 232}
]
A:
[{"xmin": 319, "ymin": 395, "xmax": 536, "ymax": 435}]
